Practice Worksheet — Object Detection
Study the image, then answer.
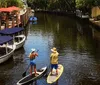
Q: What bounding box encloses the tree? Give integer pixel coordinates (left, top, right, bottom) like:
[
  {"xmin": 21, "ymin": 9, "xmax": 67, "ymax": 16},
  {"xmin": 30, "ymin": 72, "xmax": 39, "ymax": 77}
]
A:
[
  {"xmin": 7, "ymin": 0, "xmax": 24, "ymax": 8},
  {"xmin": 0, "ymin": 0, "xmax": 24, "ymax": 8},
  {"xmin": 76, "ymin": 0, "xmax": 100, "ymax": 14},
  {"xmin": 76, "ymin": 0, "xmax": 100, "ymax": 9},
  {"xmin": 0, "ymin": 0, "xmax": 7, "ymax": 7}
]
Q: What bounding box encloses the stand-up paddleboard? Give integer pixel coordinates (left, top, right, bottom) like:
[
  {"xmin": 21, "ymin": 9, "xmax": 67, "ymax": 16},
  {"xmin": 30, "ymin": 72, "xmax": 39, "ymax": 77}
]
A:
[
  {"xmin": 47, "ymin": 64, "xmax": 64, "ymax": 84},
  {"xmin": 17, "ymin": 66, "xmax": 47, "ymax": 85}
]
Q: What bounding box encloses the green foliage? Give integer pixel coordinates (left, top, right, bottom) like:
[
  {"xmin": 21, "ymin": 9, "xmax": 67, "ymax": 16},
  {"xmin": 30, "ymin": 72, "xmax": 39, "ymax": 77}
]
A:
[
  {"xmin": 26, "ymin": 0, "xmax": 100, "ymax": 11},
  {"xmin": 76, "ymin": 0, "xmax": 86, "ymax": 8},
  {"xmin": 27, "ymin": 0, "xmax": 34, "ymax": 4},
  {"xmin": 0, "ymin": 0, "xmax": 7, "ymax": 7},
  {"xmin": 37, "ymin": 0, "xmax": 48, "ymax": 9},
  {"xmin": 0, "ymin": 0, "xmax": 24, "ymax": 8},
  {"xmin": 76, "ymin": 0, "xmax": 100, "ymax": 9},
  {"xmin": 7, "ymin": 0, "xmax": 24, "ymax": 8},
  {"xmin": 27, "ymin": 0, "xmax": 49, "ymax": 9}
]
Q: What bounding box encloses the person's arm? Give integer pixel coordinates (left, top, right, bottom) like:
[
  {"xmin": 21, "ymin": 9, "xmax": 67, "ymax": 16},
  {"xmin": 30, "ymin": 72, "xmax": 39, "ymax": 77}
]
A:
[
  {"xmin": 57, "ymin": 52, "xmax": 59, "ymax": 56},
  {"xmin": 35, "ymin": 52, "xmax": 38, "ymax": 57}
]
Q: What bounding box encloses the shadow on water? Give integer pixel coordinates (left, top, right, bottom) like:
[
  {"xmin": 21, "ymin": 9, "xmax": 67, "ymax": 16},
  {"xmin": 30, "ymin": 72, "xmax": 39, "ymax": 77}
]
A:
[{"xmin": 0, "ymin": 57, "xmax": 14, "ymax": 85}]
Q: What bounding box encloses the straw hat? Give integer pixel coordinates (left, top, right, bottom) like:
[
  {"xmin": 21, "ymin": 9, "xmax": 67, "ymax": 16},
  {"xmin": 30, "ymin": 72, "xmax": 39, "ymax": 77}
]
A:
[
  {"xmin": 51, "ymin": 47, "xmax": 57, "ymax": 53},
  {"xmin": 31, "ymin": 48, "xmax": 36, "ymax": 52}
]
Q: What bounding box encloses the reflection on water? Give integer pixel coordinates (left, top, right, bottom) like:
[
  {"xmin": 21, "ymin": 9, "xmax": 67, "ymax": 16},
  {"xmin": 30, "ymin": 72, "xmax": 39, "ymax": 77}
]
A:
[
  {"xmin": 0, "ymin": 57, "xmax": 14, "ymax": 85},
  {"xmin": 0, "ymin": 13, "xmax": 100, "ymax": 85}
]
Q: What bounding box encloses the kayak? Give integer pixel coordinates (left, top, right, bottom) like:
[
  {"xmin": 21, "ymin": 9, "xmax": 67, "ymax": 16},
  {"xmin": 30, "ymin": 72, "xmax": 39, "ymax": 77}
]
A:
[
  {"xmin": 29, "ymin": 16, "xmax": 37, "ymax": 22},
  {"xmin": 47, "ymin": 64, "xmax": 64, "ymax": 84},
  {"xmin": 17, "ymin": 66, "xmax": 47, "ymax": 85}
]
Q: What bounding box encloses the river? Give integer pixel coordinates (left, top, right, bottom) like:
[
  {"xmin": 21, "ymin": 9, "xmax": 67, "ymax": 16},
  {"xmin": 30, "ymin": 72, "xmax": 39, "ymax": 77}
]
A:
[{"xmin": 0, "ymin": 12, "xmax": 100, "ymax": 85}]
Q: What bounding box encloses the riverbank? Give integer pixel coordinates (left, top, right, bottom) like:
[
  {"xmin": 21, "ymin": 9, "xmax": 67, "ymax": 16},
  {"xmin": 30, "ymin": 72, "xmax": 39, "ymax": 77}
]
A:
[
  {"xmin": 35, "ymin": 10, "xmax": 76, "ymax": 17},
  {"xmin": 35, "ymin": 10, "xmax": 100, "ymax": 31}
]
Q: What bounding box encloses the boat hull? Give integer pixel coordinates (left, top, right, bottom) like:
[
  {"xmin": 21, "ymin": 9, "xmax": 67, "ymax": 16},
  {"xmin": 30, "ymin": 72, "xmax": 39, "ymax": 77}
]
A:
[
  {"xmin": 14, "ymin": 35, "xmax": 26, "ymax": 50},
  {"xmin": 0, "ymin": 45, "xmax": 16, "ymax": 64}
]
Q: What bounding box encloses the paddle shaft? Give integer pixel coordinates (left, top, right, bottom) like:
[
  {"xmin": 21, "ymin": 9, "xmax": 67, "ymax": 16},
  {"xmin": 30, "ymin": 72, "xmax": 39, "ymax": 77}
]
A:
[{"xmin": 22, "ymin": 64, "xmax": 30, "ymax": 77}]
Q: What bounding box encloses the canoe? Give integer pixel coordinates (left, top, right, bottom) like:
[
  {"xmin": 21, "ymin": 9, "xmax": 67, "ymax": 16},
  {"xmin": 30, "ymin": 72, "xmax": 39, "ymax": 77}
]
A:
[
  {"xmin": 17, "ymin": 66, "xmax": 47, "ymax": 85},
  {"xmin": 47, "ymin": 64, "xmax": 64, "ymax": 84}
]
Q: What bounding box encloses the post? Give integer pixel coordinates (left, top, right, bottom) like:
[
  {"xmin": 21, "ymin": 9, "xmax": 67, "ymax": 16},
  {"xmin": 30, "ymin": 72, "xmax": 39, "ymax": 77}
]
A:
[
  {"xmin": 12, "ymin": 18, "xmax": 15, "ymax": 28},
  {"xmin": 6, "ymin": 19, "xmax": 9, "ymax": 28}
]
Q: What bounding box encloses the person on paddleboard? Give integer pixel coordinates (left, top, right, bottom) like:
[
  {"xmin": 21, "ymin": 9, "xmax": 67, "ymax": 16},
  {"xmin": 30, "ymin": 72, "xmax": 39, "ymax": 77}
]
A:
[
  {"xmin": 28, "ymin": 48, "xmax": 38, "ymax": 76},
  {"xmin": 50, "ymin": 47, "xmax": 59, "ymax": 75}
]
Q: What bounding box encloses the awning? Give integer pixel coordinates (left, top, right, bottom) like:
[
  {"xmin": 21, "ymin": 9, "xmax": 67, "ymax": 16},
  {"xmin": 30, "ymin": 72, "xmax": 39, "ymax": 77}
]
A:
[
  {"xmin": 0, "ymin": 27, "xmax": 24, "ymax": 35},
  {"xmin": 0, "ymin": 6, "xmax": 20, "ymax": 12},
  {"xmin": 8, "ymin": 6, "xmax": 20, "ymax": 11},
  {"xmin": 0, "ymin": 8, "xmax": 13, "ymax": 12},
  {"xmin": 0, "ymin": 36, "xmax": 13, "ymax": 45}
]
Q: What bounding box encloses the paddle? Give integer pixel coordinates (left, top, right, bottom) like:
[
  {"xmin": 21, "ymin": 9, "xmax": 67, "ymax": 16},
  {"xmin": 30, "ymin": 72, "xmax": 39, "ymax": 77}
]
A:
[
  {"xmin": 44, "ymin": 63, "xmax": 51, "ymax": 77},
  {"xmin": 22, "ymin": 50, "xmax": 39, "ymax": 77},
  {"xmin": 22, "ymin": 64, "xmax": 30, "ymax": 77}
]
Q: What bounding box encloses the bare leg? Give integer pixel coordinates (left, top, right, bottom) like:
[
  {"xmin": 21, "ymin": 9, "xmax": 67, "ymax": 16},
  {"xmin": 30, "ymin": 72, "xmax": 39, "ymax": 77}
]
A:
[
  {"xmin": 51, "ymin": 68, "xmax": 53, "ymax": 75},
  {"xmin": 34, "ymin": 65, "xmax": 37, "ymax": 76},
  {"xmin": 51, "ymin": 64, "xmax": 53, "ymax": 75},
  {"xmin": 30, "ymin": 66, "xmax": 32, "ymax": 75},
  {"xmin": 56, "ymin": 69, "xmax": 58, "ymax": 75},
  {"xmin": 34, "ymin": 67, "xmax": 36, "ymax": 74}
]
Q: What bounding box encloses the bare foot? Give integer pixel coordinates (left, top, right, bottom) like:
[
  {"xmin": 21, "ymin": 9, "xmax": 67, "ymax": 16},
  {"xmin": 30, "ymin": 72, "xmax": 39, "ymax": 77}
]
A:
[{"xmin": 35, "ymin": 73, "xmax": 39, "ymax": 76}]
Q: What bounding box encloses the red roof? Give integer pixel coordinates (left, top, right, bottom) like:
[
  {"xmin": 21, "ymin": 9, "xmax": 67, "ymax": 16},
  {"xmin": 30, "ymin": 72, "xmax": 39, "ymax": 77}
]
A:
[
  {"xmin": 0, "ymin": 6, "xmax": 20, "ymax": 12},
  {"xmin": 0, "ymin": 8, "xmax": 13, "ymax": 12},
  {"xmin": 8, "ymin": 6, "xmax": 20, "ymax": 11}
]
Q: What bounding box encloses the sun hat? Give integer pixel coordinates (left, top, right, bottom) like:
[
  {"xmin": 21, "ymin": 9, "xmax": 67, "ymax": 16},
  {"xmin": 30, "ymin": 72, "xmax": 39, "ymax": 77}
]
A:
[
  {"xmin": 51, "ymin": 47, "xmax": 57, "ymax": 53},
  {"xmin": 31, "ymin": 48, "xmax": 36, "ymax": 52}
]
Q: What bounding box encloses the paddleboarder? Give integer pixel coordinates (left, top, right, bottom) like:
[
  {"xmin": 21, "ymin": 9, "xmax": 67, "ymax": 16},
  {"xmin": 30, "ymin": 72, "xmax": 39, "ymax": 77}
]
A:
[
  {"xmin": 28, "ymin": 48, "xmax": 38, "ymax": 76},
  {"xmin": 50, "ymin": 47, "xmax": 59, "ymax": 75}
]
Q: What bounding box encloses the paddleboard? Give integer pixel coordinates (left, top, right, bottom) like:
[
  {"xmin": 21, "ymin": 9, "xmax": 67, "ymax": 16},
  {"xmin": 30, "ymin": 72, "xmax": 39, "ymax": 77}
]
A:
[
  {"xmin": 17, "ymin": 66, "xmax": 47, "ymax": 85},
  {"xmin": 47, "ymin": 64, "xmax": 64, "ymax": 84}
]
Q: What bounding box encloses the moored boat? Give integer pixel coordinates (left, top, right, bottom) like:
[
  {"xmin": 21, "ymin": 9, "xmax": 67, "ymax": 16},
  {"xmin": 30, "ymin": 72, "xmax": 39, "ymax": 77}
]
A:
[
  {"xmin": 17, "ymin": 66, "xmax": 47, "ymax": 85},
  {"xmin": 29, "ymin": 16, "xmax": 37, "ymax": 22},
  {"xmin": 14, "ymin": 34, "xmax": 26, "ymax": 50},
  {"xmin": 76, "ymin": 10, "xmax": 89, "ymax": 21},
  {"xmin": 0, "ymin": 36, "xmax": 16, "ymax": 64},
  {"xmin": 0, "ymin": 27, "xmax": 26, "ymax": 50}
]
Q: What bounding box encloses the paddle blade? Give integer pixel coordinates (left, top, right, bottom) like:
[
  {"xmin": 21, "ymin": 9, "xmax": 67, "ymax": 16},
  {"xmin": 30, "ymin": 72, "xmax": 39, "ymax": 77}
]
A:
[
  {"xmin": 43, "ymin": 73, "xmax": 48, "ymax": 78},
  {"xmin": 22, "ymin": 72, "xmax": 26, "ymax": 77}
]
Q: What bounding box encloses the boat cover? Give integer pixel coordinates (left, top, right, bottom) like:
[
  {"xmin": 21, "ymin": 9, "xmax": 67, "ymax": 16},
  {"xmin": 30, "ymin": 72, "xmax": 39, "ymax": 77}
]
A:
[
  {"xmin": 0, "ymin": 36, "xmax": 13, "ymax": 45},
  {"xmin": 0, "ymin": 27, "xmax": 24, "ymax": 35}
]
